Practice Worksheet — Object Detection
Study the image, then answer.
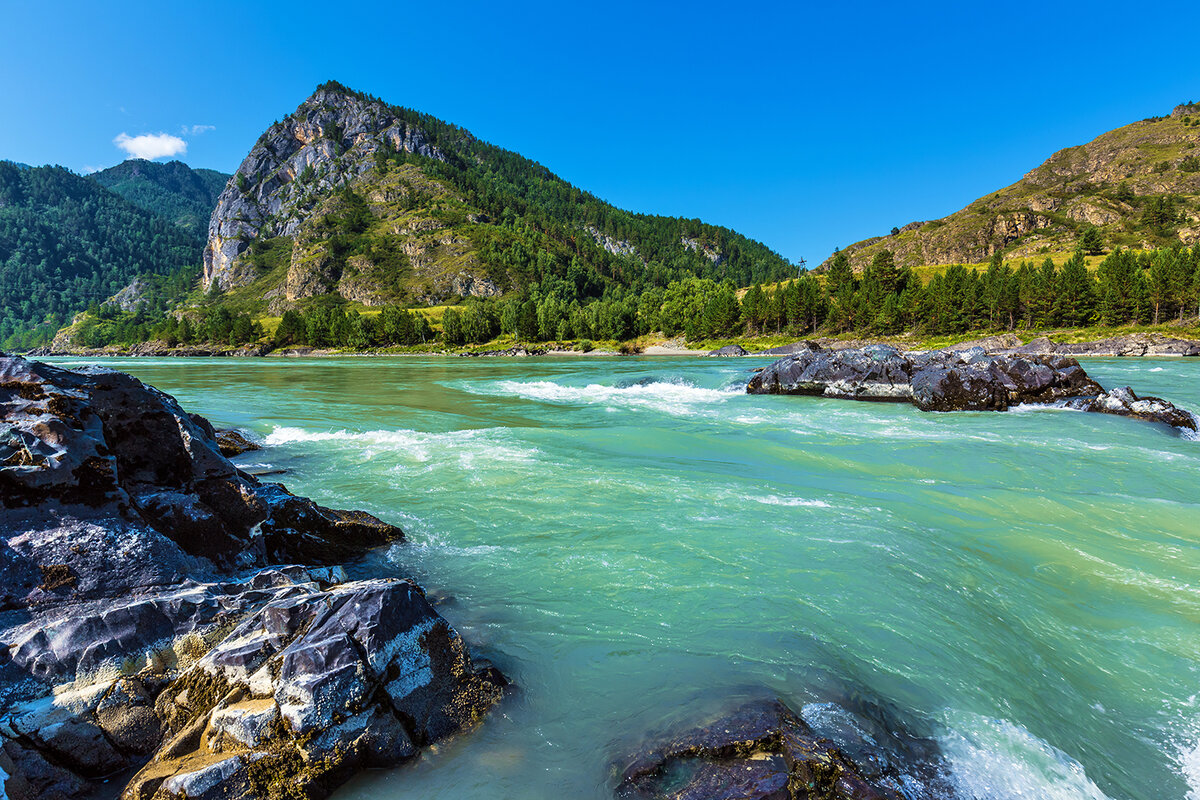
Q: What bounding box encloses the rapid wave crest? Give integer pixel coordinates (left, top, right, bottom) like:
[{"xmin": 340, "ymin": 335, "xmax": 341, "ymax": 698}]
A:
[
  {"xmin": 940, "ymin": 711, "xmax": 1111, "ymax": 800},
  {"xmin": 264, "ymin": 425, "xmax": 536, "ymax": 465},
  {"xmin": 478, "ymin": 377, "xmax": 738, "ymax": 415}
]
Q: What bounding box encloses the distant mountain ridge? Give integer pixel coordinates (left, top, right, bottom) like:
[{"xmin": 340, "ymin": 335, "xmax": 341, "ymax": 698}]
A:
[
  {"xmin": 90, "ymin": 159, "xmax": 230, "ymax": 237},
  {"xmin": 202, "ymin": 81, "xmax": 793, "ymax": 313},
  {"xmin": 0, "ymin": 161, "xmax": 202, "ymax": 347},
  {"xmin": 826, "ymin": 102, "xmax": 1200, "ymax": 272}
]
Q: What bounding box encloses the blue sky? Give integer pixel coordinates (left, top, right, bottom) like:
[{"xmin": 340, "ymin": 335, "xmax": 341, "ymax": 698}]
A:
[{"xmin": 2, "ymin": 0, "xmax": 1199, "ymax": 264}]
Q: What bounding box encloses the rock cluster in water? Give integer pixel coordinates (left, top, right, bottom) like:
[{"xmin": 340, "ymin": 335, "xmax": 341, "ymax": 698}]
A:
[
  {"xmin": 616, "ymin": 699, "xmax": 909, "ymax": 800},
  {"xmin": 0, "ymin": 356, "xmax": 504, "ymax": 800},
  {"xmin": 746, "ymin": 343, "xmax": 1197, "ymax": 432}
]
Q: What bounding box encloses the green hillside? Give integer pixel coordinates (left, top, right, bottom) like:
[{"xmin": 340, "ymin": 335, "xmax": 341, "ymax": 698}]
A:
[
  {"xmin": 826, "ymin": 102, "xmax": 1200, "ymax": 273},
  {"xmin": 0, "ymin": 161, "xmax": 202, "ymax": 349},
  {"xmin": 90, "ymin": 159, "xmax": 229, "ymax": 237}
]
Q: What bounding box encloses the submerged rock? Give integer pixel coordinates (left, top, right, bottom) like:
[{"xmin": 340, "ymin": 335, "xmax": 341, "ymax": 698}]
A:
[
  {"xmin": 214, "ymin": 429, "xmax": 262, "ymax": 457},
  {"xmin": 0, "ymin": 356, "xmax": 504, "ymax": 800},
  {"xmin": 615, "ymin": 699, "xmax": 901, "ymax": 800},
  {"xmin": 746, "ymin": 344, "xmax": 1196, "ymax": 433}
]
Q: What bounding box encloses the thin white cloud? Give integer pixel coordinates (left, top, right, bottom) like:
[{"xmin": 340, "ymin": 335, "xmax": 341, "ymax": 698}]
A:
[
  {"xmin": 113, "ymin": 132, "xmax": 187, "ymax": 160},
  {"xmin": 183, "ymin": 124, "xmax": 215, "ymax": 136},
  {"xmin": 82, "ymin": 165, "xmax": 103, "ymax": 174}
]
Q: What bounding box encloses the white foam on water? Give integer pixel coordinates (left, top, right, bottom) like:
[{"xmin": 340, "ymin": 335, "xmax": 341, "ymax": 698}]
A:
[
  {"xmin": 1150, "ymin": 367, "xmax": 1165, "ymax": 372},
  {"xmin": 940, "ymin": 710, "xmax": 1113, "ymax": 800},
  {"xmin": 474, "ymin": 379, "xmax": 736, "ymax": 416},
  {"xmin": 1182, "ymin": 737, "xmax": 1200, "ymax": 800},
  {"xmin": 749, "ymin": 494, "xmax": 832, "ymax": 508},
  {"xmin": 264, "ymin": 425, "xmax": 536, "ymax": 465}
]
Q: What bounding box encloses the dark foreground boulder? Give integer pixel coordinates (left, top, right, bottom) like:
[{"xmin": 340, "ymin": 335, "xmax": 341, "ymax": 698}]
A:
[
  {"xmin": 0, "ymin": 356, "xmax": 504, "ymax": 800},
  {"xmin": 746, "ymin": 344, "xmax": 1197, "ymax": 433},
  {"xmin": 616, "ymin": 699, "xmax": 901, "ymax": 800}
]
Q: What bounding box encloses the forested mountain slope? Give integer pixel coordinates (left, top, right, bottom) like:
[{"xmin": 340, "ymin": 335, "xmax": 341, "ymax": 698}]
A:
[
  {"xmin": 0, "ymin": 161, "xmax": 203, "ymax": 348},
  {"xmin": 90, "ymin": 159, "xmax": 229, "ymax": 237},
  {"xmin": 203, "ymin": 81, "xmax": 794, "ymax": 314},
  {"xmin": 826, "ymin": 102, "xmax": 1200, "ymax": 272}
]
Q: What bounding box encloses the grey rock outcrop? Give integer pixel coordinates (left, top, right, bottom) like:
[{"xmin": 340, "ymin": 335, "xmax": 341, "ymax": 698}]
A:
[
  {"xmin": 0, "ymin": 357, "xmax": 504, "ymax": 800},
  {"xmin": 203, "ymin": 88, "xmax": 446, "ymax": 292},
  {"xmin": 1007, "ymin": 332, "xmax": 1200, "ymax": 357},
  {"xmin": 746, "ymin": 344, "xmax": 1197, "ymax": 433},
  {"xmin": 708, "ymin": 344, "xmax": 747, "ymax": 357}
]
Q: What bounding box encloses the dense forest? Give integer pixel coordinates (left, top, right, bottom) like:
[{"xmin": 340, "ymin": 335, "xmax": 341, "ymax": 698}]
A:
[
  {"xmin": 0, "ymin": 161, "xmax": 203, "ymax": 349},
  {"xmin": 62, "ymin": 244, "xmax": 1200, "ymax": 351},
  {"xmin": 89, "ymin": 159, "xmax": 229, "ymax": 237}
]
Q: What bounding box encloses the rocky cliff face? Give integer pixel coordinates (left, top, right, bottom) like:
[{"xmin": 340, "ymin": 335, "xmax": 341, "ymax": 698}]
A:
[
  {"xmin": 203, "ymin": 88, "xmax": 446, "ymax": 292},
  {"xmin": 826, "ymin": 105, "xmax": 1200, "ymax": 272}
]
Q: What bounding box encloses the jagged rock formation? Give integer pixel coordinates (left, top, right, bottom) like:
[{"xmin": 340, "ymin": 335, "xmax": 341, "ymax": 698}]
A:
[
  {"xmin": 1008, "ymin": 332, "xmax": 1200, "ymax": 357},
  {"xmin": 746, "ymin": 343, "xmax": 1198, "ymax": 432},
  {"xmin": 0, "ymin": 357, "xmax": 504, "ymax": 800},
  {"xmin": 825, "ymin": 103, "xmax": 1200, "ymax": 271},
  {"xmin": 203, "ymin": 87, "xmax": 446, "ymax": 293}
]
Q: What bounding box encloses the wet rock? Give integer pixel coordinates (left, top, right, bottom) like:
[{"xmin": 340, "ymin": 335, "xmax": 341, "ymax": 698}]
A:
[
  {"xmin": 757, "ymin": 341, "xmax": 824, "ymax": 357},
  {"xmin": 214, "ymin": 429, "xmax": 261, "ymax": 457},
  {"xmin": 709, "ymin": 345, "xmax": 748, "ymax": 357},
  {"xmin": 458, "ymin": 346, "xmax": 548, "ymax": 357},
  {"xmin": 747, "ymin": 343, "xmax": 1195, "ymax": 433},
  {"xmin": 1063, "ymin": 385, "xmax": 1198, "ymax": 431},
  {"xmin": 125, "ymin": 576, "xmax": 502, "ymax": 800},
  {"xmin": 616, "ymin": 699, "xmax": 899, "ymax": 800}
]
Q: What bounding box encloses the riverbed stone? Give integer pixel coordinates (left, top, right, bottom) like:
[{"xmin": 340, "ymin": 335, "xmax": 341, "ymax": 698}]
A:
[
  {"xmin": 616, "ymin": 699, "xmax": 899, "ymax": 800},
  {"xmin": 747, "ymin": 344, "xmax": 1196, "ymax": 432}
]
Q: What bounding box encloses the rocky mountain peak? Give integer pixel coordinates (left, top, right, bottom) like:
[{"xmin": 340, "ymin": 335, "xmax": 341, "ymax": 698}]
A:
[{"xmin": 202, "ymin": 84, "xmax": 445, "ymax": 291}]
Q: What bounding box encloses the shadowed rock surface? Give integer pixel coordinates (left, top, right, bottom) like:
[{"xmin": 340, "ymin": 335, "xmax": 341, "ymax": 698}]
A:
[
  {"xmin": 0, "ymin": 356, "xmax": 504, "ymax": 800},
  {"xmin": 615, "ymin": 699, "xmax": 907, "ymax": 800},
  {"xmin": 746, "ymin": 344, "xmax": 1197, "ymax": 433}
]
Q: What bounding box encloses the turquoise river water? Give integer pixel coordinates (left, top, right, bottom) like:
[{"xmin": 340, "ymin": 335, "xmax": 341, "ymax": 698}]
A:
[{"xmin": 51, "ymin": 355, "xmax": 1200, "ymax": 800}]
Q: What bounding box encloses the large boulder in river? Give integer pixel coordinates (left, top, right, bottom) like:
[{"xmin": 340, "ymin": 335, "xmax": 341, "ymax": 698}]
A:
[
  {"xmin": 708, "ymin": 344, "xmax": 747, "ymax": 357},
  {"xmin": 615, "ymin": 699, "xmax": 901, "ymax": 800},
  {"xmin": 0, "ymin": 356, "xmax": 402, "ymax": 608},
  {"xmin": 746, "ymin": 344, "xmax": 1197, "ymax": 433},
  {"xmin": 0, "ymin": 356, "xmax": 504, "ymax": 800}
]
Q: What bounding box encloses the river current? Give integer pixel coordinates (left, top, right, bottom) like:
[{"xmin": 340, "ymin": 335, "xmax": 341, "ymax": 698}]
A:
[{"xmin": 52, "ymin": 355, "xmax": 1200, "ymax": 800}]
